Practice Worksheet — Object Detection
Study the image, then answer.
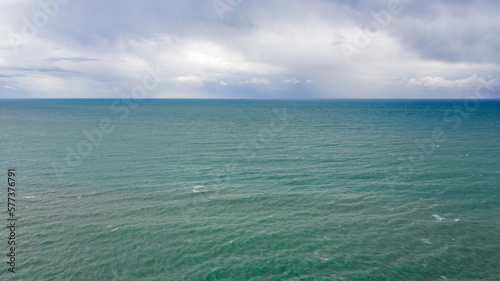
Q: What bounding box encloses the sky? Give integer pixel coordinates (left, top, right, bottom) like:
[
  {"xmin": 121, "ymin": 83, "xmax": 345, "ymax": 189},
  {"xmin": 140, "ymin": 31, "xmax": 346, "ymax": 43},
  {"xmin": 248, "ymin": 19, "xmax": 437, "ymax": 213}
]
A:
[{"xmin": 0, "ymin": 0, "xmax": 499, "ymax": 99}]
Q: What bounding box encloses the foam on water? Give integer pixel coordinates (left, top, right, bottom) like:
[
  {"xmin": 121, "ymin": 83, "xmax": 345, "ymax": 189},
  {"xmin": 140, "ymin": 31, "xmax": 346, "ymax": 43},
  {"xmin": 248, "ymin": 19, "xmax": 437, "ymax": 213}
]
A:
[
  {"xmin": 192, "ymin": 185, "xmax": 206, "ymax": 193},
  {"xmin": 433, "ymin": 214, "xmax": 445, "ymax": 222}
]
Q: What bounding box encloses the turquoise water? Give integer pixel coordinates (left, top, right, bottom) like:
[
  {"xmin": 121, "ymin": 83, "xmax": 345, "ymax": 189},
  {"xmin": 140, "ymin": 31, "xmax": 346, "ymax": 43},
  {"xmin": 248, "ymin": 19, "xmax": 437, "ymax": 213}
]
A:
[{"xmin": 1, "ymin": 99, "xmax": 499, "ymax": 280}]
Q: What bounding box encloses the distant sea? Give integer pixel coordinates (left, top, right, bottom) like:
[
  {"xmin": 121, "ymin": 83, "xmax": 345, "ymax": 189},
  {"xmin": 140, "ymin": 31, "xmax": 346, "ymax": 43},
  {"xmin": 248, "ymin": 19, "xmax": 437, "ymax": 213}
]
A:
[{"xmin": 1, "ymin": 99, "xmax": 499, "ymax": 280}]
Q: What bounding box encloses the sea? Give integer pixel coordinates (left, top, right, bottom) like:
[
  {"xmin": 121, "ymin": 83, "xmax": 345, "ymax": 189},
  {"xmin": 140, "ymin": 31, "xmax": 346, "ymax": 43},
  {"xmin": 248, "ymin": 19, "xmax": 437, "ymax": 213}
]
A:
[{"xmin": 0, "ymin": 99, "xmax": 499, "ymax": 280}]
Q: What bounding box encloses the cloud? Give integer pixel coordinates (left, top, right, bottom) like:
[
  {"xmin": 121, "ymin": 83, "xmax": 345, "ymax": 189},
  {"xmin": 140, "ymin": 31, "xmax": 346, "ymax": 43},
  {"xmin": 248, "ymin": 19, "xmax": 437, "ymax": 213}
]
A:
[
  {"xmin": 175, "ymin": 76, "xmax": 202, "ymax": 83},
  {"xmin": 407, "ymin": 74, "xmax": 500, "ymax": 89},
  {"xmin": 0, "ymin": 0, "xmax": 498, "ymax": 98},
  {"xmin": 408, "ymin": 76, "xmax": 453, "ymax": 88},
  {"xmin": 248, "ymin": 78, "xmax": 270, "ymax": 85},
  {"xmin": 46, "ymin": 57, "xmax": 104, "ymax": 63},
  {"xmin": 391, "ymin": 0, "xmax": 500, "ymax": 63}
]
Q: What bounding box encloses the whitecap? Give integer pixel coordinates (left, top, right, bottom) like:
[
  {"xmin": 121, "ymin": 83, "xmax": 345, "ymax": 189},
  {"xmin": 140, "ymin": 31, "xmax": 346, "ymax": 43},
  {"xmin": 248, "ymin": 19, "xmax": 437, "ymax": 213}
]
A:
[
  {"xmin": 433, "ymin": 214, "xmax": 444, "ymax": 222},
  {"xmin": 192, "ymin": 185, "xmax": 205, "ymax": 193},
  {"xmin": 111, "ymin": 228, "xmax": 119, "ymax": 232},
  {"xmin": 22, "ymin": 196, "xmax": 36, "ymax": 199},
  {"xmin": 420, "ymin": 238, "xmax": 432, "ymax": 245}
]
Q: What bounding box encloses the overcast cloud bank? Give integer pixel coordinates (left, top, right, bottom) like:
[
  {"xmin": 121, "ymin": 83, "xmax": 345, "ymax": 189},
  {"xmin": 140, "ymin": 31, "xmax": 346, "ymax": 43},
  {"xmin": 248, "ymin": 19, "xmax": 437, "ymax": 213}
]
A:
[{"xmin": 1, "ymin": 0, "xmax": 499, "ymax": 99}]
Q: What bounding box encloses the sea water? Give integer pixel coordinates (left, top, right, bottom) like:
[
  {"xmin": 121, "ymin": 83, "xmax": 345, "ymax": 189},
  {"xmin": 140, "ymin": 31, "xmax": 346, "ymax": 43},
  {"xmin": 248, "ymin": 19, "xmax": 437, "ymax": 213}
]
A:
[{"xmin": 0, "ymin": 99, "xmax": 499, "ymax": 280}]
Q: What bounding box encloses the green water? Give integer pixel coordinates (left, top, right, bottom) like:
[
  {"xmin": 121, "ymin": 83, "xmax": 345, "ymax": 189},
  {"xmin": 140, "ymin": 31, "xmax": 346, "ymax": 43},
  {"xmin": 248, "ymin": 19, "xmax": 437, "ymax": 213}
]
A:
[{"xmin": 1, "ymin": 99, "xmax": 499, "ymax": 280}]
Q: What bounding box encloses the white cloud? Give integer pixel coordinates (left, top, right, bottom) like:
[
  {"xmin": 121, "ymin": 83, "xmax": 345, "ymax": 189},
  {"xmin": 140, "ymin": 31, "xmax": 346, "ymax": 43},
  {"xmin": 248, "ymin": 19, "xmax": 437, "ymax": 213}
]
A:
[
  {"xmin": 285, "ymin": 78, "xmax": 299, "ymax": 84},
  {"xmin": 99, "ymin": 86, "xmax": 121, "ymax": 93},
  {"xmin": 175, "ymin": 76, "xmax": 201, "ymax": 82},
  {"xmin": 408, "ymin": 76, "xmax": 453, "ymax": 88},
  {"xmin": 249, "ymin": 78, "xmax": 270, "ymax": 85},
  {"xmin": 180, "ymin": 39, "xmax": 284, "ymax": 76},
  {"xmin": 407, "ymin": 74, "xmax": 500, "ymax": 89}
]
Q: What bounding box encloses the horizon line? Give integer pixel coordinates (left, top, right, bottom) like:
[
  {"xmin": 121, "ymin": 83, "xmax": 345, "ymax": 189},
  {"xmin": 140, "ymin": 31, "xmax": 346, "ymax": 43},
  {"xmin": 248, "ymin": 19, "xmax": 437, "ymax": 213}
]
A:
[{"xmin": 1, "ymin": 97, "xmax": 500, "ymax": 101}]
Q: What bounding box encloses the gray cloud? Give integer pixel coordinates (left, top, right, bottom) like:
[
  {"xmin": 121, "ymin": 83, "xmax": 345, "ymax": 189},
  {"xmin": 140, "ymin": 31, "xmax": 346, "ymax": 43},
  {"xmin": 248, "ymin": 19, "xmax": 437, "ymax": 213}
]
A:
[
  {"xmin": 390, "ymin": 0, "xmax": 500, "ymax": 63},
  {"xmin": 46, "ymin": 57, "xmax": 104, "ymax": 63},
  {"xmin": 0, "ymin": 0, "xmax": 498, "ymax": 98}
]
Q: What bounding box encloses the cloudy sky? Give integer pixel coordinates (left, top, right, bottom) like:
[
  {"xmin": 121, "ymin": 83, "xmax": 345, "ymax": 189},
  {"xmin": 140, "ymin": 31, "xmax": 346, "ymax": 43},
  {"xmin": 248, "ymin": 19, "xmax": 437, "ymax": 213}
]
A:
[{"xmin": 0, "ymin": 0, "xmax": 499, "ymax": 99}]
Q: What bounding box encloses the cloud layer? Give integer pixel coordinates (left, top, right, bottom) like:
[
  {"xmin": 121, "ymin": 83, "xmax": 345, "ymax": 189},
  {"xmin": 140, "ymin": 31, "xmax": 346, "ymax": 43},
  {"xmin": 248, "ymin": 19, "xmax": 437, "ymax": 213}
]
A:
[{"xmin": 0, "ymin": 0, "xmax": 499, "ymax": 98}]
